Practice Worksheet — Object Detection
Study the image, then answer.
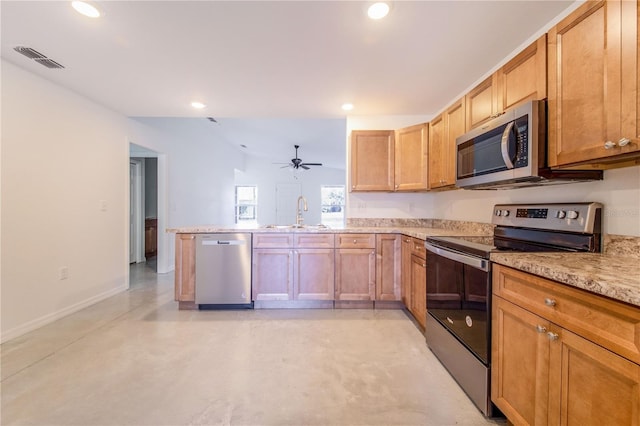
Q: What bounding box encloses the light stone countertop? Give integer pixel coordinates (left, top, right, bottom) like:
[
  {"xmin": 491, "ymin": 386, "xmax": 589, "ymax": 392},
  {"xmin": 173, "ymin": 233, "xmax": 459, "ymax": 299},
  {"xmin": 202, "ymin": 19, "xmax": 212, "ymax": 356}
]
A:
[
  {"xmin": 166, "ymin": 225, "xmax": 489, "ymax": 240},
  {"xmin": 490, "ymin": 252, "xmax": 640, "ymax": 308}
]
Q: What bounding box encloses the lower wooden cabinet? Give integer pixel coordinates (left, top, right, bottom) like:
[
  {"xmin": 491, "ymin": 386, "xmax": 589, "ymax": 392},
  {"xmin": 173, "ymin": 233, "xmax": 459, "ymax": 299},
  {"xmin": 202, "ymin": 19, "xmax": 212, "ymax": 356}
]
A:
[
  {"xmin": 410, "ymin": 253, "xmax": 427, "ymax": 329},
  {"xmin": 174, "ymin": 233, "xmax": 196, "ymax": 305},
  {"xmin": 335, "ymin": 248, "xmax": 376, "ymax": 301},
  {"xmin": 400, "ymin": 237, "xmax": 413, "ymax": 308},
  {"xmin": 375, "ymin": 234, "xmax": 401, "ymax": 301},
  {"xmin": 492, "ymin": 265, "xmax": 640, "ymax": 425},
  {"xmin": 252, "ymin": 233, "xmax": 334, "ymax": 302}
]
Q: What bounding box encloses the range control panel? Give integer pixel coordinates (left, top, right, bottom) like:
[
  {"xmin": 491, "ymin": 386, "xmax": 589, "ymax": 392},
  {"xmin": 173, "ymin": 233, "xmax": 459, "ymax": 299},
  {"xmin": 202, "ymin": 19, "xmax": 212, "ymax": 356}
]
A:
[{"xmin": 492, "ymin": 203, "xmax": 602, "ymax": 233}]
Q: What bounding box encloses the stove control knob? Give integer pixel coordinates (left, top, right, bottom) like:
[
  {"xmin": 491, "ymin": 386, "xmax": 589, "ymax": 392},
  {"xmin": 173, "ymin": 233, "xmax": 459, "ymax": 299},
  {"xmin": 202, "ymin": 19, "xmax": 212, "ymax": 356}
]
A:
[
  {"xmin": 495, "ymin": 209, "xmax": 502, "ymax": 216},
  {"xmin": 502, "ymin": 210, "xmax": 510, "ymax": 217},
  {"xmin": 556, "ymin": 210, "xmax": 567, "ymax": 219},
  {"xmin": 567, "ymin": 210, "xmax": 579, "ymax": 220}
]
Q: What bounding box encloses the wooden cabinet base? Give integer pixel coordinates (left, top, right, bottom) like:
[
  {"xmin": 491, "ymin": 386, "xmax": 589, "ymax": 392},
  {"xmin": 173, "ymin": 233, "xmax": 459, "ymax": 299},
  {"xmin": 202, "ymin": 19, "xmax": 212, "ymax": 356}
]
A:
[
  {"xmin": 253, "ymin": 300, "xmax": 334, "ymax": 309},
  {"xmin": 178, "ymin": 301, "xmax": 197, "ymax": 310},
  {"xmin": 335, "ymin": 300, "xmax": 374, "ymax": 309}
]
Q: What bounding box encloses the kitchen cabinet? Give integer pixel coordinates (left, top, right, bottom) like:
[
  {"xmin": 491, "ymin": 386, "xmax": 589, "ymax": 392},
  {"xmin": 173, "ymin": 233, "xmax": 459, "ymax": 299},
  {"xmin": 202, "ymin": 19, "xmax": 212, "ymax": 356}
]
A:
[
  {"xmin": 400, "ymin": 236, "xmax": 413, "ymax": 308},
  {"xmin": 375, "ymin": 234, "xmax": 401, "ymax": 301},
  {"xmin": 403, "ymin": 237, "xmax": 426, "ymax": 329},
  {"xmin": 350, "ymin": 130, "xmax": 395, "ymax": 191},
  {"xmin": 410, "ymin": 249, "xmax": 427, "ymax": 329},
  {"xmin": 394, "ymin": 123, "xmax": 428, "ymax": 191},
  {"xmin": 253, "ymin": 233, "xmax": 334, "ymax": 302},
  {"xmin": 496, "ymin": 34, "xmax": 547, "ymax": 112},
  {"xmin": 174, "ymin": 233, "xmax": 196, "ymax": 308},
  {"xmin": 335, "ymin": 234, "xmax": 376, "ymax": 301},
  {"xmin": 492, "ymin": 264, "xmax": 640, "ymax": 425},
  {"xmin": 548, "ymin": 0, "xmax": 640, "ymax": 168},
  {"xmin": 466, "ymin": 35, "xmax": 547, "ymax": 131},
  {"xmin": 429, "ymin": 98, "xmax": 466, "ymax": 189}
]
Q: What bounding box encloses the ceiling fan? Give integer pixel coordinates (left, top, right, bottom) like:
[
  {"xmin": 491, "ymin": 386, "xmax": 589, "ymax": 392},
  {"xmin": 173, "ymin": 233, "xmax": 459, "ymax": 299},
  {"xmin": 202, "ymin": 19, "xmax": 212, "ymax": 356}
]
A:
[{"xmin": 277, "ymin": 145, "xmax": 323, "ymax": 170}]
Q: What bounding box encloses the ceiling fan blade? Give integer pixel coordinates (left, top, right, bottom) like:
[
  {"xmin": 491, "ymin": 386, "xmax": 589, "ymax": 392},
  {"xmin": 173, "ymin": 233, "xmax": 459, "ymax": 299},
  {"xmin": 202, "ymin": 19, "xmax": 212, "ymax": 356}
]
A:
[
  {"xmin": 280, "ymin": 165, "xmax": 291, "ymax": 169},
  {"xmin": 300, "ymin": 163, "xmax": 322, "ymax": 166},
  {"xmin": 300, "ymin": 165, "xmax": 310, "ymax": 170}
]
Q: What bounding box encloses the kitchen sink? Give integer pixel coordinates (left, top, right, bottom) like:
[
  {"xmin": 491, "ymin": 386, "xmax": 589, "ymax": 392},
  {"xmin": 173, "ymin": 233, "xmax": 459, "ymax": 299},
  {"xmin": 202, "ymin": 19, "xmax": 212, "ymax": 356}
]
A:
[{"xmin": 261, "ymin": 224, "xmax": 329, "ymax": 230}]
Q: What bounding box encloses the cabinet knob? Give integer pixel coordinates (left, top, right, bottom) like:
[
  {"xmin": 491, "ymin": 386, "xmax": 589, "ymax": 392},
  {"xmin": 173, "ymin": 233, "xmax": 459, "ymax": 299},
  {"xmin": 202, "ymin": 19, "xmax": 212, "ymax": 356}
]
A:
[
  {"xmin": 535, "ymin": 325, "xmax": 547, "ymax": 333},
  {"xmin": 353, "ymin": 239, "xmax": 357, "ymax": 244},
  {"xmin": 604, "ymin": 141, "xmax": 616, "ymax": 149},
  {"xmin": 618, "ymin": 137, "xmax": 631, "ymax": 147},
  {"xmin": 544, "ymin": 298, "xmax": 556, "ymax": 307},
  {"xmin": 547, "ymin": 332, "xmax": 559, "ymax": 341},
  {"xmin": 395, "ymin": 184, "xmax": 399, "ymax": 189}
]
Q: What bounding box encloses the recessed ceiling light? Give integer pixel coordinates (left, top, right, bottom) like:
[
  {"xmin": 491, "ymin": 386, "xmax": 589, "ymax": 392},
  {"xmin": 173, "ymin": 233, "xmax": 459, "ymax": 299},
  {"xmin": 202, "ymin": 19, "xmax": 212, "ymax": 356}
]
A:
[
  {"xmin": 71, "ymin": 1, "xmax": 101, "ymax": 18},
  {"xmin": 191, "ymin": 101, "xmax": 206, "ymax": 109},
  {"xmin": 341, "ymin": 103, "xmax": 354, "ymax": 111},
  {"xmin": 368, "ymin": 2, "xmax": 390, "ymax": 20}
]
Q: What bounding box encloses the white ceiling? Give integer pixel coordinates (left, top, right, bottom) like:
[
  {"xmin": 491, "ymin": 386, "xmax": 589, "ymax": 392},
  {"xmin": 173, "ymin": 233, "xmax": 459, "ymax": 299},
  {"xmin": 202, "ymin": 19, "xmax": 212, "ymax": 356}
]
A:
[{"xmin": 1, "ymin": 1, "xmax": 575, "ymax": 167}]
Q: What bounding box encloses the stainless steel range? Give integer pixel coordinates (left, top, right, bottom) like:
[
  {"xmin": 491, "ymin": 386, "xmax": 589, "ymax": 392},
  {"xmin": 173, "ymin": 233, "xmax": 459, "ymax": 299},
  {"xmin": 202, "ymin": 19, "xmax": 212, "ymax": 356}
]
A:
[{"xmin": 424, "ymin": 202, "xmax": 603, "ymax": 417}]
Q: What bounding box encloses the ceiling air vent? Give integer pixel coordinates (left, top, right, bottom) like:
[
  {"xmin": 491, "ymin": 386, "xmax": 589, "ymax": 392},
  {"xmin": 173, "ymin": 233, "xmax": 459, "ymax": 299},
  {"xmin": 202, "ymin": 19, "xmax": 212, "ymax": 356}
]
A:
[{"xmin": 13, "ymin": 46, "xmax": 65, "ymax": 69}]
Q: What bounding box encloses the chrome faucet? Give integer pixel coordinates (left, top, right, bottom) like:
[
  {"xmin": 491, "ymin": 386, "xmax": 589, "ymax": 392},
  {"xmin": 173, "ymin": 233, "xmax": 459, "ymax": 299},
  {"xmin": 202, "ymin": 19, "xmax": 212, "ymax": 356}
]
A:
[{"xmin": 296, "ymin": 195, "xmax": 308, "ymax": 226}]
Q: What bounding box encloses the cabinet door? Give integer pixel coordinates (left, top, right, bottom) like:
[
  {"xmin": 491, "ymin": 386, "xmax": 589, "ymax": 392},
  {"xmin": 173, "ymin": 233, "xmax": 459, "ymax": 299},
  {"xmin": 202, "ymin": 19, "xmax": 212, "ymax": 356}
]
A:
[
  {"xmin": 252, "ymin": 249, "xmax": 294, "ymax": 301},
  {"xmin": 427, "ymin": 113, "xmax": 446, "ymax": 189},
  {"xmin": 335, "ymin": 248, "xmax": 375, "ymax": 300},
  {"xmin": 548, "ymin": 0, "xmax": 640, "ymax": 166},
  {"xmin": 400, "ymin": 237, "xmax": 413, "ymax": 308},
  {"xmin": 466, "ymin": 74, "xmax": 499, "ymax": 130},
  {"xmin": 293, "ymin": 249, "xmax": 335, "ymax": 301},
  {"xmin": 395, "ymin": 123, "xmax": 428, "ymax": 191},
  {"xmin": 410, "ymin": 254, "xmax": 427, "ymax": 329},
  {"xmin": 492, "ymin": 296, "xmax": 551, "ymax": 425},
  {"xmin": 350, "ymin": 130, "xmax": 395, "ymax": 191},
  {"xmin": 443, "ymin": 98, "xmax": 466, "ymax": 186},
  {"xmin": 548, "ymin": 327, "xmax": 640, "ymax": 426},
  {"xmin": 376, "ymin": 234, "xmax": 401, "ymax": 301},
  {"xmin": 497, "ymin": 34, "xmax": 547, "ymax": 112},
  {"xmin": 175, "ymin": 234, "xmax": 196, "ymax": 302}
]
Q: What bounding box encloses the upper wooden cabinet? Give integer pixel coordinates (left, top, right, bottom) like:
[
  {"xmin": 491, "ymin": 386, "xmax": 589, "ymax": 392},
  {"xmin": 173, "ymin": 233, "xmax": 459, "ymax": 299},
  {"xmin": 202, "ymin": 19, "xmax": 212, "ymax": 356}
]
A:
[
  {"xmin": 548, "ymin": 0, "xmax": 640, "ymax": 168},
  {"xmin": 429, "ymin": 98, "xmax": 466, "ymax": 189},
  {"xmin": 496, "ymin": 34, "xmax": 547, "ymax": 112},
  {"xmin": 466, "ymin": 35, "xmax": 547, "ymax": 131},
  {"xmin": 350, "ymin": 130, "xmax": 395, "ymax": 191},
  {"xmin": 394, "ymin": 123, "xmax": 428, "ymax": 191},
  {"xmin": 466, "ymin": 74, "xmax": 499, "ymax": 130}
]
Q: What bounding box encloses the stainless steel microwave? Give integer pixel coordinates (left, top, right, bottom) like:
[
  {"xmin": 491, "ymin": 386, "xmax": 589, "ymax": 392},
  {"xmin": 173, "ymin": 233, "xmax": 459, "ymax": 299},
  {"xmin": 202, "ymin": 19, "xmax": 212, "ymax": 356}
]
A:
[{"xmin": 455, "ymin": 100, "xmax": 602, "ymax": 189}]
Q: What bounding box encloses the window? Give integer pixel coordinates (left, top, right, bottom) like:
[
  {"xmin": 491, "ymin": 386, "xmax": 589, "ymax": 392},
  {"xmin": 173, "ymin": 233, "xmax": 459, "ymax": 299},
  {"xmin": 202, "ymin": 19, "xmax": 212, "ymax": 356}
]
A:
[
  {"xmin": 235, "ymin": 186, "xmax": 258, "ymax": 225},
  {"xmin": 321, "ymin": 185, "xmax": 345, "ymax": 227}
]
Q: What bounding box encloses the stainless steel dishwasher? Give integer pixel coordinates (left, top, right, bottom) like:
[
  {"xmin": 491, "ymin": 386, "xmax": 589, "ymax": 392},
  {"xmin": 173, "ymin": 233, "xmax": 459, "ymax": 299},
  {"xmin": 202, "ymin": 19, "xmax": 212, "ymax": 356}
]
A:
[{"xmin": 195, "ymin": 233, "xmax": 253, "ymax": 309}]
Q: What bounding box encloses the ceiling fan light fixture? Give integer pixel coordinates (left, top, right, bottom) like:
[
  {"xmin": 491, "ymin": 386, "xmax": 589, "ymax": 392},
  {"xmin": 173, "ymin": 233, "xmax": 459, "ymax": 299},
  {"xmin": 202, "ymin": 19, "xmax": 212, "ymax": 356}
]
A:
[
  {"xmin": 368, "ymin": 2, "xmax": 390, "ymax": 20},
  {"xmin": 341, "ymin": 103, "xmax": 354, "ymax": 111},
  {"xmin": 71, "ymin": 1, "xmax": 101, "ymax": 18}
]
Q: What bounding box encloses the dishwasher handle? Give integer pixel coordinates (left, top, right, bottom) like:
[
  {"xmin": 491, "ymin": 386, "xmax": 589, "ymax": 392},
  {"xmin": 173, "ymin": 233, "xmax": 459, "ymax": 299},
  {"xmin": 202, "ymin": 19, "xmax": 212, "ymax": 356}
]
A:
[{"xmin": 201, "ymin": 239, "xmax": 246, "ymax": 246}]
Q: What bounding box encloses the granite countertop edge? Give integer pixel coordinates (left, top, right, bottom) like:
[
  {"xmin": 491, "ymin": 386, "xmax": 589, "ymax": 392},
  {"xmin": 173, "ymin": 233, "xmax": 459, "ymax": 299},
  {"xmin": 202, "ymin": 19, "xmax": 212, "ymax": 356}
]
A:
[
  {"xmin": 165, "ymin": 226, "xmax": 486, "ymax": 239},
  {"xmin": 490, "ymin": 252, "xmax": 640, "ymax": 308}
]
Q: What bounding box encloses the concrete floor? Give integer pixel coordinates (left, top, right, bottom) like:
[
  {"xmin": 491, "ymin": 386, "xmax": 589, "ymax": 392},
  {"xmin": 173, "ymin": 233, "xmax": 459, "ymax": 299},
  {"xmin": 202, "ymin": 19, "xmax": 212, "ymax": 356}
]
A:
[{"xmin": 1, "ymin": 263, "xmax": 505, "ymax": 426}]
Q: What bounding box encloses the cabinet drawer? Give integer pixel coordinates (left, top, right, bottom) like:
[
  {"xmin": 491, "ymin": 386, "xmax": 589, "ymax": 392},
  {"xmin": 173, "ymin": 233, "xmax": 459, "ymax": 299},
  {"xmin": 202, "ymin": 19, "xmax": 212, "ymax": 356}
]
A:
[
  {"xmin": 336, "ymin": 233, "xmax": 376, "ymax": 249},
  {"xmin": 253, "ymin": 233, "xmax": 294, "ymax": 248},
  {"xmin": 294, "ymin": 233, "xmax": 335, "ymax": 248},
  {"xmin": 493, "ymin": 264, "xmax": 640, "ymax": 364},
  {"xmin": 410, "ymin": 237, "xmax": 426, "ymax": 259}
]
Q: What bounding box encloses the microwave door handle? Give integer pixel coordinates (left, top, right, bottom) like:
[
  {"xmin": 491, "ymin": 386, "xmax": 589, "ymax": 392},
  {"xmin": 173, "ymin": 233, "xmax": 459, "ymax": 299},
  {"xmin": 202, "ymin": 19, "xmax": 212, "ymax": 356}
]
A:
[{"xmin": 501, "ymin": 121, "xmax": 515, "ymax": 169}]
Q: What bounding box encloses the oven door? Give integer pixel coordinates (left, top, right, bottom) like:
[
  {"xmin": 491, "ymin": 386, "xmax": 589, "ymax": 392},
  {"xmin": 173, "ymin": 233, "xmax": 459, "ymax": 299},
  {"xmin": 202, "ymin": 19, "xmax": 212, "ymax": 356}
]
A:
[{"xmin": 425, "ymin": 243, "xmax": 491, "ymax": 364}]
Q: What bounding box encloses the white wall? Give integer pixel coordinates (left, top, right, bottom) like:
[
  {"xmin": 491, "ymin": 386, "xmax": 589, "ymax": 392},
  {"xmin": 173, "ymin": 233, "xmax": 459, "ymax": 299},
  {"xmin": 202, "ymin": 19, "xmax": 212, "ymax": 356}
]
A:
[
  {"xmin": 346, "ymin": 116, "xmax": 640, "ymax": 236},
  {"xmin": 235, "ymin": 153, "xmax": 345, "ymax": 226},
  {"xmin": 1, "ymin": 60, "xmax": 132, "ymax": 341}
]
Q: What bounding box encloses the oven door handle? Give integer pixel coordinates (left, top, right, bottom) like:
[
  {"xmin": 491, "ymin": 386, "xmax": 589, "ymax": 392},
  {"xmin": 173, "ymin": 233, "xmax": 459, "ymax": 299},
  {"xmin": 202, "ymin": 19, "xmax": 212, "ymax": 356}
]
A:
[{"xmin": 424, "ymin": 242, "xmax": 490, "ymax": 272}]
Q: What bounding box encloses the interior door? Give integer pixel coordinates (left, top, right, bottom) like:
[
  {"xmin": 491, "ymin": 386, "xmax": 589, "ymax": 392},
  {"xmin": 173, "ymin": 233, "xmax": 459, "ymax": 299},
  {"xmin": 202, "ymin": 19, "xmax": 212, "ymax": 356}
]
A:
[{"xmin": 129, "ymin": 162, "xmax": 136, "ymax": 263}]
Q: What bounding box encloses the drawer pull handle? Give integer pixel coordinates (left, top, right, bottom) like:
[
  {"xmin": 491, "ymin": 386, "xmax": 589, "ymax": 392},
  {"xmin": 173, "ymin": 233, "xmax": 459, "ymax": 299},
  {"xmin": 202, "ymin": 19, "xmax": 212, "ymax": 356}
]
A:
[
  {"xmin": 547, "ymin": 332, "xmax": 559, "ymax": 341},
  {"xmin": 535, "ymin": 325, "xmax": 547, "ymax": 333},
  {"xmin": 544, "ymin": 298, "xmax": 556, "ymax": 307}
]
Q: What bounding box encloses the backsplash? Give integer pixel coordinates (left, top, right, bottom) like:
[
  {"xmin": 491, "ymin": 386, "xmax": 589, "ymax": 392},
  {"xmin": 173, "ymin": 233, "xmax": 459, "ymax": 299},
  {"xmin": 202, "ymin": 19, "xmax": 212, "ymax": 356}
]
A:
[
  {"xmin": 346, "ymin": 218, "xmax": 640, "ymax": 258},
  {"xmin": 346, "ymin": 218, "xmax": 494, "ymax": 235}
]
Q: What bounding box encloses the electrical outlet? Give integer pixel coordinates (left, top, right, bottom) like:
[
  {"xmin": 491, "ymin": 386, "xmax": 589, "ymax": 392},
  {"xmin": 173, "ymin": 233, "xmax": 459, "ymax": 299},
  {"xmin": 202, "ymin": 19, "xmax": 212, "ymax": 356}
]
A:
[{"xmin": 59, "ymin": 267, "xmax": 69, "ymax": 280}]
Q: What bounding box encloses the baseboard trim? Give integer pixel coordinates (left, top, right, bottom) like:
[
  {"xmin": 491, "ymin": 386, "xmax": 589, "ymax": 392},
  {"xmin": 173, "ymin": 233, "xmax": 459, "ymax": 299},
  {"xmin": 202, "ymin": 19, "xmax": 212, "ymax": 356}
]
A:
[{"xmin": 0, "ymin": 284, "xmax": 129, "ymax": 344}]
